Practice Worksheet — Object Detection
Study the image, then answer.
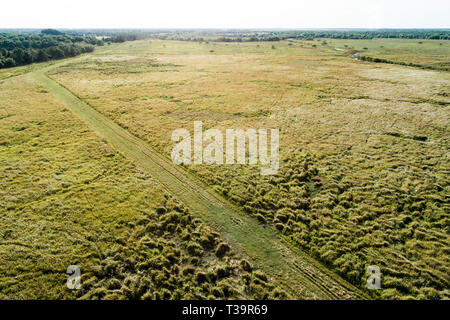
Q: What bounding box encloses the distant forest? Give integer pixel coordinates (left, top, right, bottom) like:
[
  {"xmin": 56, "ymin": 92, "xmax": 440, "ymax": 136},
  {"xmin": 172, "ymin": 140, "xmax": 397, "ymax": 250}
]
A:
[
  {"xmin": 147, "ymin": 29, "xmax": 450, "ymax": 42},
  {"xmin": 0, "ymin": 29, "xmax": 103, "ymax": 69},
  {"xmin": 73, "ymin": 29, "xmax": 450, "ymax": 42},
  {"xmin": 69, "ymin": 28, "xmax": 450, "ymax": 40}
]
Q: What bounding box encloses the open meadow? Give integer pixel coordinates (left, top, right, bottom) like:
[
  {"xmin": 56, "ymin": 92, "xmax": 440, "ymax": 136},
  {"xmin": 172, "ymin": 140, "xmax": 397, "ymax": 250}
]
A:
[
  {"xmin": 0, "ymin": 70, "xmax": 282, "ymax": 300},
  {"xmin": 1, "ymin": 37, "xmax": 449, "ymax": 300}
]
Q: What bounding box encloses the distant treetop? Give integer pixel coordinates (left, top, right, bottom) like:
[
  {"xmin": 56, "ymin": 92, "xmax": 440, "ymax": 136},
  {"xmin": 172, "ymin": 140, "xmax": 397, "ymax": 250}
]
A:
[{"xmin": 41, "ymin": 29, "xmax": 64, "ymax": 35}]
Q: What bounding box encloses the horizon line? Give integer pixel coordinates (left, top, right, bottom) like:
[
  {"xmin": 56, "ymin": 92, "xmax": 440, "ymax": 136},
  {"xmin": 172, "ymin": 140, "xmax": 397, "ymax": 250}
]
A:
[{"xmin": 1, "ymin": 27, "xmax": 450, "ymax": 31}]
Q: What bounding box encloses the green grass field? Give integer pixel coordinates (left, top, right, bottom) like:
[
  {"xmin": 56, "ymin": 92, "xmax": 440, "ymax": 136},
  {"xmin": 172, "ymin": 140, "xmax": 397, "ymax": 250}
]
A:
[
  {"xmin": 321, "ymin": 38, "xmax": 450, "ymax": 70},
  {"xmin": 0, "ymin": 66, "xmax": 284, "ymax": 300},
  {"xmin": 1, "ymin": 38, "xmax": 449, "ymax": 299}
]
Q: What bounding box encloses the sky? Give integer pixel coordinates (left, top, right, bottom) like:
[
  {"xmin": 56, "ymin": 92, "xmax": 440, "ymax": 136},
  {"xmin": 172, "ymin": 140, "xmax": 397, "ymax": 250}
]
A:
[{"xmin": 1, "ymin": 0, "xmax": 449, "ymax": 29}]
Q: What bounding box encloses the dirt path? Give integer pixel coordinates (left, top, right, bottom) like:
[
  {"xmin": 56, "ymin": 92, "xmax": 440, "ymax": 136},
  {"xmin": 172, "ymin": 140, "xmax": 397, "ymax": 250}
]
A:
[{"xmin": 32, "ymin": 64, "xmax": 368, "ymax": 300}]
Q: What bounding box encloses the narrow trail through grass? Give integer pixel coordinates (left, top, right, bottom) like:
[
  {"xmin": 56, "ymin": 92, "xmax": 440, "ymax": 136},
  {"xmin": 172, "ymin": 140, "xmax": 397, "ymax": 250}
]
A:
[{"xmin": 32, "ymin": 62, "xmax": 368, "ymax": 300}]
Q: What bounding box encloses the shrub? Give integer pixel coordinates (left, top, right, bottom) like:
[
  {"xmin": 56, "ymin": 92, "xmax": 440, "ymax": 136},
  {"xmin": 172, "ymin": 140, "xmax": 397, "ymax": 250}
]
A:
[
  {"xmin": 195, "ymin": 271, "xmax": 209, "ymax": 284},
  {"xmin": 240, "ymin": 259, "xmax": 253, "ymax": 272},
  {"xmin": 186, "ymin": 241, "xmax": 204, "ymax": 256},
  {"xmin": 215, "ymin": 242, "xmax": 231, "ymax": 257},
  {"xmin": 252, "ymin": 270, "xmax": 268, "ymax": 283},
  {"xmin": 215, "ymin": 266, "xmax": 230, "ymax": 279}
]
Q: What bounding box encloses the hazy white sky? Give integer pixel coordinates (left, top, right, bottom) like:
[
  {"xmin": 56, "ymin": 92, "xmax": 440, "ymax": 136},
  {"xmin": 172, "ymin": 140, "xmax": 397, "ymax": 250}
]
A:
[{"xmin": 1, "ymin": 0, "xmax": 449, "ymax": 29}]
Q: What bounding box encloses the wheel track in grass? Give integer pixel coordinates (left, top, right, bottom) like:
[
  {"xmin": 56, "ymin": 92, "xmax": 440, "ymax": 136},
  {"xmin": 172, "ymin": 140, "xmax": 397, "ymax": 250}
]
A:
[{"xmin": 32, "ymin": 62, "xmax": 368, "ymax": 300}]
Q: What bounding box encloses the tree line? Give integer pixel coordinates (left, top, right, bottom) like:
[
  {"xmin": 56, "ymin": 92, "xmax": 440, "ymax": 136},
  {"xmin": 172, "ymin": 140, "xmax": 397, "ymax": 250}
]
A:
[
  {"xmin": 150, "ymin": 29, "xmax": 450, "ymax": 42},
  {"xmin": 358, "ymin": 55, "xmax": 449, "ymax": 72},
  {"xmin": 52, "ymin": 29, "xmax": 450, "ymax": 44},
  {"xmin": 0, "ymin": 29, "xmax": 103, "ymax": 69}
]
